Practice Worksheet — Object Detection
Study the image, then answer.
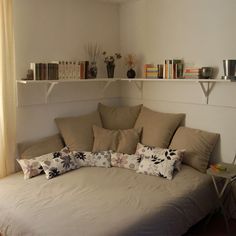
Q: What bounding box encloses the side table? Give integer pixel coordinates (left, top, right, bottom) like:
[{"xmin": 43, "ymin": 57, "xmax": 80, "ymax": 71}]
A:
[{"xmin": 207, "ymin": 162, "xmax": 236, "ymax": 235}]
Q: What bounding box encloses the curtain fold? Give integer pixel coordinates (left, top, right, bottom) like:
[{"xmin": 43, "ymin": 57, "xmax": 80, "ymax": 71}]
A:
[{"xmin": 0, "ymin": 0, "xmax": 16, "ymax": 178}]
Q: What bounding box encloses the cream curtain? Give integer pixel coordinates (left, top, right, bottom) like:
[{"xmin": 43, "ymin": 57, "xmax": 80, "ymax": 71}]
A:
[{"xmin": 0, "ymin": 0, "xmax": 16, "ymax": 178}]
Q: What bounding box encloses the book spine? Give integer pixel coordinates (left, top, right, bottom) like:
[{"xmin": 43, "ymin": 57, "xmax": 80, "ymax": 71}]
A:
[
  {"xmin": 169, "ymin": 60, "xmax": 172, "ymax": 79},
  {"xmin": 35, "ymin": 63, "xmax": 40, "ymax": 80},
  {"xmin": 65, "ymin": 61, "xmax": 68, "ymax": 80},
  {"xmin": 54, "ymin": 63, "xmax": 59, "ymax": 80},
  {"xmin": 80, "ymin": 61, "xmax": 84, "ymax": 79},
  {"xmin": 72, "ymin": 61, "xmax": 76, "ymax": 79},
  {"xmin": 58, "ymin": 61, "xmax": 62, "ymax": 80},
  {"xmin": 85, "ymin": 61, "xmax": 89, "ymax": 79},
  {"xmin": 76, "ymin": 61, "xmax": 80, "ymax": 79},
  {"xmin": 47, "ymin": 63, "xmax": 51, "ymax": 80},
  {"xmin": 30, "ymin": 63, "xmax": 36, "ymax": 80}
]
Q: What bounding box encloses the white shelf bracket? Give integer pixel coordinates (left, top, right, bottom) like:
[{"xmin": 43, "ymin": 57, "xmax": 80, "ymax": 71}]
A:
[
  {"xmin": 102, "ymin": 80, "xmax": 114, "ymax": 95},
  {"xmin": 198, "ymin": 81, "xmax": 216, "ymax": 104},
  {"xmin": 134, "ymin": 81, "xmax": 143, "ymax": 99},
  {"xmin": 46, "ymin": 82, "xmax": 58, "ymax": 102},
  {"xmin": 134, "ymin": 81, "xmax": 143, "ymax": 91}
]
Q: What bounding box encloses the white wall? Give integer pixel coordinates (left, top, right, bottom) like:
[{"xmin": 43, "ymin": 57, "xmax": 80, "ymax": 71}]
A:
[
  {"xmin": 119, "ymin": 0, "xmax": 236, "ymax": 163},
  {"xmin": 14, "ymin": 0, "xmax": 121, "ymax": 142},
  {"xmin": 120, "ymin": 0, "xmax": 236, "ymax": 77},
  {"xmin": 14, "ymin": 0, "xmax": 236, "ymax": 163}
]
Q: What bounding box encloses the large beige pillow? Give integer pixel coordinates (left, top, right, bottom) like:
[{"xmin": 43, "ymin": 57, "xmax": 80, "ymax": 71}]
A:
[
  {"xmin": 135, "ymin": 106, "xmax": 185, "ymax": 148},
  {"xmin": 169, "ymin": 126, "xmax": 219, "ymax": 173},
  {"xmin": 18, "ymin": 134, "xmax": 64, "ymax": 160},
  {"xmin": 92, "ymin": 125, "xmax": 142, "ymax": 154},
  {"xmin": 55, "ymin": 111, "xmax": 102, "ymax": 151},
  {"xmin": 98, "ymin": 103, "xmax": 142, "ymax": 130}
]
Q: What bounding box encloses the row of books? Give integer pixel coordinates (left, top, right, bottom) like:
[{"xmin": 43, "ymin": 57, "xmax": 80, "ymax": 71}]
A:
[
  {"xmin": 29, "ymin": 61, "xmax": 89, "ymax": 80},
  {"xmin": 144, "ymin": 60, "xmax": 184, "ymax": 79},
  {"xmin": 164, "ymin": 59, "xmax": 184, "ymax": 79}
]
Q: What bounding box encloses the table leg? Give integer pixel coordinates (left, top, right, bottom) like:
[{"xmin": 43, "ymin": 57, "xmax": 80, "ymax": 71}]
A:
[{"xmin": 211, "ymin": 176, "xmax": 231, "ymax": 235}]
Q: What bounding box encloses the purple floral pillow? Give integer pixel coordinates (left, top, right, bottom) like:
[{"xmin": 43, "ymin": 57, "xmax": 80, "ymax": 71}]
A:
[{"xmin": 111, "ymin": 152, "xmax": 142, "ymax": 171}]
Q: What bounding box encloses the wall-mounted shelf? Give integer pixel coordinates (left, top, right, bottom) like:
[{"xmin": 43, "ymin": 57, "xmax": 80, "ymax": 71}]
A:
[
  {"xmin": 17, "ymin": 78, "xmax": 232, "ymax": 105},
  {"xmin": 17, "ymin": 78, "xmax": 119, "ymax": 103},
  {"xmin": 120, "ymin": 78, "xmax": 231, "ymax": 104}
]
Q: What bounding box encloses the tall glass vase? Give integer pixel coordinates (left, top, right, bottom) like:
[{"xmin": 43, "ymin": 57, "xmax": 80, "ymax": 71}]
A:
[
  {"xmin": 89, "ymin": 61, "xmax": 97, "ymax": 79},
  {"xmin": 106, "ymin": 64, "xmax": 115, "ymax": 78}
]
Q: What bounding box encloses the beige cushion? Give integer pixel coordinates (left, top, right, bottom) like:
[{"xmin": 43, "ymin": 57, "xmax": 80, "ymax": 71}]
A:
[
  {"xmin": 135, "ymin": 106, "xmax": 185, "ymax": 148},
  {"xmin": 55, "ymin": 111, "xmax": 102, "ymax": 151},
  {"xmin": 169, "ymin": 127, "xmax": 219, "ymax": 173},
  {"xmin": 92, "ymin": 126, "xmax": 119, "ymax": 152},
  {"xmin": 98, "ymin": 103, "xmax": 142, "ymax": 130},
  {"xmin": 18, "ymin": 134, "xmax": 64, "ymax": 160},
  {"xmin": 92, "ymin": 126, "xmax": 142, "ymax": 154},
  {"xmin": 117, "ymin": 127, "xmax": 142, "ymax": 154}
]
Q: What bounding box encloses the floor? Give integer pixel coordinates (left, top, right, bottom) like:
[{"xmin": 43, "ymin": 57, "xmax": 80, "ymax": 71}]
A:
[{"xmin": 185, "ymin": 213, "xmax": 236, "ymax": 236}]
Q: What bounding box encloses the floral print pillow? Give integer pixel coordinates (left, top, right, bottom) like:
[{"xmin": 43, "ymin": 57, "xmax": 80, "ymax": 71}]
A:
[
  {"xmin": 17, "ymin": 147, "xmax": 70, "ymax": 179},
  {"xmin": 111, "ymin": 153, "xmax": 142, "ymax": 171},
  {"xmin": 136, "ymin": 143, "xmax": 183, "ymax": 172},
  {"xmin": 73, "ymin": 151, "xmax": 111, "ymax": 168},
  {"xmin": 136, "ymin": 143, "xmax": 184, "ymax": 180},
  {"xmin": 40, "ymin": 153, "xmax": 78, "ymax": 180}
]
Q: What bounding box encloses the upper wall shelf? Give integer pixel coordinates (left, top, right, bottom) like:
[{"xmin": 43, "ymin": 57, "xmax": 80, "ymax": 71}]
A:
[{"xmin": 17, "ymin": 78, "xmax": 232, "ymax": 105}]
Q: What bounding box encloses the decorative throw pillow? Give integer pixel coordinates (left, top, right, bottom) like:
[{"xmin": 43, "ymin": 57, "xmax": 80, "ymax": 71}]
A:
[
  {"xmin": 117, "ymin": 127, "xmax": 142, "ymax": 154},
  {"xmin": 73, "ymin": 150, "xmax": 111, "ymax": 168},
  {"xmin": 135, "ymin": 143, "xmax": 183, "ymax": 171},
  {"xmin": 111, "ymin": 152, "xmax": 142, "ymax": 171},
  {"xmin": 40, "ymin": 153, "xmax": 78, "ymax": 180},
  {"xmin": 134, "ymin": 106, "xmax": 185, "ymax": 148},
  {"xmin": 17, "ymin": 147, "xmax": 70, "ymax": 179},
  {"xmin": 136, "ymin": 144, "xmax": 183, "ymax": 180},
  {"xmin": 98, "ymin": 103, "xmax": 142, "ymax": 130},
  {"xmin": 169, "ymin": 126, "xmax": 219, "ymax": 173},
  {"xmin": 55, "ymin": 111, "xmax": 102, "ymax": 151},
  {"xmin": 92, "ymin": 126, "xmax": 119, "ymax": 152},
  {"xmin": 92, "ymin": 126, "xmax": 142, "ymax": 154}
]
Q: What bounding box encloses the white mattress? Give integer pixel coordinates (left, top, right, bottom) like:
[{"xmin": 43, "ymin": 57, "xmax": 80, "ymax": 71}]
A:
[{"xmin": 0, "ymin": 165, "xmax": 216, "ymax": 236}]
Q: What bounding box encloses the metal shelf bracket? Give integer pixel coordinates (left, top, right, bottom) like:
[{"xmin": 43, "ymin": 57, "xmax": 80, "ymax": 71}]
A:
[{"xmin": 198, "ymin": 81, "xmax": 216, "ymax": 104}]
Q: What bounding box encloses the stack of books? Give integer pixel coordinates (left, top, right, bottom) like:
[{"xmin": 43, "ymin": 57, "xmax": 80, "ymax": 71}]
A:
[
  {"xmin": 30, "ymin": 63, "xmax": 58, "ymax": 80},
  {"xmin": 183, "ymin": 67, "xmax": 200, "ymax": 79},
  {"xmin": 144, "ymin": 64, "xmax": 158, "ymax": 79},
  {"xmin": 29, "ymin": 61, "xmax": 89, "ymax": 80},
  {"xmin": 164, "ymin": 59, "xmax": 184, "ymax": 79}
]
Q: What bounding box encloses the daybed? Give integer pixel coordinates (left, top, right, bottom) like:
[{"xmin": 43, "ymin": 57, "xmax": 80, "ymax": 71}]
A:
[{"xmin": 0, "ymin": 104, "xmax": 220, "ymax": 236}]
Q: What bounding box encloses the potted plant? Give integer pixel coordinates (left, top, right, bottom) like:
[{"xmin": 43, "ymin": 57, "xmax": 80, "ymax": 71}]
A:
[{"xmin": 102, "ymin": 51, "xmax": 122, "ymax": 78}]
